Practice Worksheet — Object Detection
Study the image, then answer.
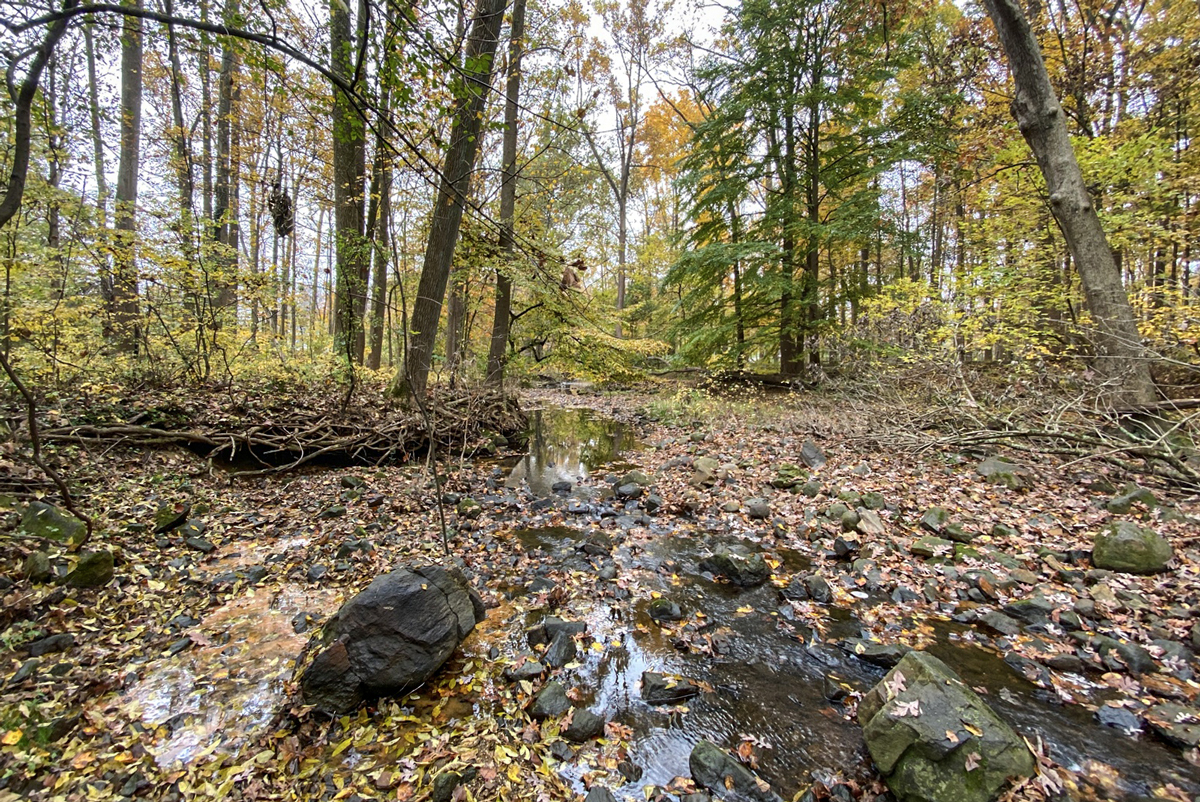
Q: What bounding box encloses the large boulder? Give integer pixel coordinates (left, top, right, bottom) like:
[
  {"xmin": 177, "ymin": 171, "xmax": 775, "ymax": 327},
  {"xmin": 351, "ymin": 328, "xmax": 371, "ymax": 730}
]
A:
[
  {"xmin": 21, "ymin": 501, "xmax": 86, "ymax": 546},
  {"xmin": 689, "ymin": 739, "xmax": 782, "ymax": 802},
  {"xmin": 301, "ymin": 565, "xmax": 485, "ymax": 715},
  {"xmin": 859, "ymin": 651, "xmax": 1034, "ymax": 802},
  {"xmin": 1092, "ymin": 521, "xmax": 1173, "ymax": 574}
]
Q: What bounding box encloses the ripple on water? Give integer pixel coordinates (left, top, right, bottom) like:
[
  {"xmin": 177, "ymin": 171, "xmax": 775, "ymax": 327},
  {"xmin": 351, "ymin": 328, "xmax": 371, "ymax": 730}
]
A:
[{"xmin": 122, "ymin": 585, "xmax": 339, "ymax": 767}]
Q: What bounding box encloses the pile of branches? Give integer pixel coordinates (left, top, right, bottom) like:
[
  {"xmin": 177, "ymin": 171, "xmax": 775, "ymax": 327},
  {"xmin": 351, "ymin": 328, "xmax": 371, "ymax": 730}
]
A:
[
  {"xmin": 32, "ymin": 385, "xmax": 527, "ymax": 478},
  {"xmin": 842, "ymin": 368, "xmax": 1200, "ymax": 491}
]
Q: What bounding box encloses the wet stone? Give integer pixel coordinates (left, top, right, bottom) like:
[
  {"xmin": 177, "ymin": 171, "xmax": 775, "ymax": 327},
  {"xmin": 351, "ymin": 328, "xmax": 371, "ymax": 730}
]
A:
[
  {"xmin": 292, "ymin": 612, "xmax": 316, "ymax": 634},
  {"xmin": 551, "ymin": 481, "xmax": 573, "ymax": 495},
  {"xmin": 642, "ymin": 671, "xmax": 702, "ymax": 704},
  {"xmin": 168, "ymin": 614, "xmax": 199, "ymax": 630},
  {"xmin": 833, "ymin": 537, "xmax": 859, "ymax": 558},
  {"xmin": 1096, "ymin": 705, "xmax": 1142, "ymax": 735},
  {"xmin": 647, "ymin": 598, "xmax": 683, "ymax": 623},
  {"xmin": 167, "ymin": 638, "xmax": 192, "ymax": 656},
  {"xmin": 699, "ymin": 550, "xmax": 769, "ymax": 587},
  {"xmin": 842, "ymin": 640, "xmax": 911, "ymax": 668},
  {"xmin": 530, "ymin": 681, "xmax": 571, "ymax": 720},
  {"xmin": 1143, "ymin": 702, "xmax": 1200, "ymax": 748},
  {"xmin": 542, "ymin": 630, "xmax": 578, "ymax": 669},
  {"xmin": 306, "ymin": 565, "xmax": 328, "ymax": 582},
  {"xmin": 689, "ymin": 739, "xmax": 782, "ymax": 802},
  {"xmin": 562, "ymin": 708, "xmax": 606, "ymax": 742},
  {"xmin": 504, "ymin": 658, "xmax": 545, "ymax": 682},
  {"xmin": 979, "ymin": 611, "xmax": 1022, "ymax": 636},
  {"xmin": 550, "ymin": 741, "xmax": 576, "ymax": 762},
  {"xmin": 528, "ymin": 617, "xmax": 586, "ymax": 648},
  {"xmin": 431, "ymin": 771, "xmax": 462, "ymax": 802},
  {"xmin": 584, "ymin": 788, "xmax": 618, "ymax": 802},
  {"xmin": 642, "ymin": 494, "xmax": 663, "ymax": 514}
]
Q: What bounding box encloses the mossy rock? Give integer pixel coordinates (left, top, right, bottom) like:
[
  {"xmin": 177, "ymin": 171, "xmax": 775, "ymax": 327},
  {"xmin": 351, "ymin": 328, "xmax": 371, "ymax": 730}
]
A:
[
  {"xmin": 1093, "ymin": 521, "xmax": 1173, "ymax": 574},
  {"xmin": 20, "ymin": 502, "xmax": 86, "ymax": 546},
  {"xmin": 66, "ymin": 550, "xmax": 114, "ymax": 588}
]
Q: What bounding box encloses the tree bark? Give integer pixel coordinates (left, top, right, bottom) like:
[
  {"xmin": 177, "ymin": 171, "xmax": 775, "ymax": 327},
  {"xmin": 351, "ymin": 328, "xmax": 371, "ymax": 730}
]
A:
[
  {"xmin": 983, "ymin": 0, "xmax": 1156, "ymax": 406},
  {"xmin": 366, "ymin": 88, "xmax": 392, "ymax": 370},
  {"xmin": 213, "ymin": 0, "xmax": 240, "ymax": 321},
  {"xmin": 392, "ymin": 0, "xmax": 507, "ymax": 398},
  {"xmin": 486, "ymin": 0, "xmax": 526, "ymax": 387},
  {"xmin": 330, "ymin": 0, "xmax": 368, "ymax": 363},
  {"xmin": 112, "ymin": 0, "xmax": 144, "ymax": 351}
]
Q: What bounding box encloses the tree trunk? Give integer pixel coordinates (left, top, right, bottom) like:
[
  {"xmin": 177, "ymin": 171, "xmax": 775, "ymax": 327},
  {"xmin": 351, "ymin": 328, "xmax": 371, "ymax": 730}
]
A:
[
  {"xmin": 367, "ymin": 93, "xmax": 392, "ymax": 370},
  {"xmin": 486, "ymin": 0, "xmax": 526, "ymax": 387},
  {"xmin": 84, "ymin": 17, "xmax": 112, "ymax": 308},
  {"xmin": 393, "ymin": 0, "xmax": 508, "ymax": 399},
  {"xmin": 112, "ymin": 0, "xmax": 144, "ymax": 352},
  {"xmin": 330, "ymin": 0, "xmax": 369, "ymax": 363},
  {"xmin": 213, "ymin": 0, "xmax": 240, "ymax": 321},
  {"xmin": 983, "ymin": 0, "xmax": 1156, "ymax": 406}
]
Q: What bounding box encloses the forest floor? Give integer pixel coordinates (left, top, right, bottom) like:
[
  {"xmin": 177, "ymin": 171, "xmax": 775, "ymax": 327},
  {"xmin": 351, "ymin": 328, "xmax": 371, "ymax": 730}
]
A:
[{"xmin": 1, "ymin": 380, "xmax": 1199, "ymax": 802}]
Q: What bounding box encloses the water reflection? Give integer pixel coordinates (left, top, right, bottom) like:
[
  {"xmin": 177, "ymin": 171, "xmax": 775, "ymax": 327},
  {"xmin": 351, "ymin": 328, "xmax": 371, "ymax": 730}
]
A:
[{"xmin": 506, "ymin": 408, "xmax": 638, "ymax": 497}]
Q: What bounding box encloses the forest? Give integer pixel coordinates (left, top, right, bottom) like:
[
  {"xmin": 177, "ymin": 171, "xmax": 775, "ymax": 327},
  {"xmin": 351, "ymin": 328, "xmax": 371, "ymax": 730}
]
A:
[{"xmin": 0, "ymin": 0, "xmax": 1198, "ymax": 799}]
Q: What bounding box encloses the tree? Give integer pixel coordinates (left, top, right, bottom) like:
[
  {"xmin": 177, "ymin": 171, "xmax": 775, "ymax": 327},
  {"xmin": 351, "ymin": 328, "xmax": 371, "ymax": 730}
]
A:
[
  {"xmin": 485, "ymin": 0, "xmax": 526, "ymax": 387},
  {"xmin": 392, "ymin": 0, "xmax": 507, "ymax": 399},
  {"xmin": 982, "ymin": 0, "xmax": 1157, "ymax": 405},
  {"xmin": 111, "ymin": 0, "xmax": 144, "ymax": 351}
]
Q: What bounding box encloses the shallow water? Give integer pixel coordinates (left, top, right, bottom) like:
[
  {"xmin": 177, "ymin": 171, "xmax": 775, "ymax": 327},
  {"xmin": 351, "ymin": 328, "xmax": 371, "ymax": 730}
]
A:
[
  {"xmin": 122, "ymin": 585, "xmax": 339, "ymax": 767},
  {"xmin": 506, "ymin": 407, "xmax": 639, "ymax": 497}
]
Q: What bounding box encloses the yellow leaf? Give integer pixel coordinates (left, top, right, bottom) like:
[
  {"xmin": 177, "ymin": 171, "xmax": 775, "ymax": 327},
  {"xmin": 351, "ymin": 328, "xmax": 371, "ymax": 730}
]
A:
[
  {"xmin": 1, "ymin": 731, "xmax": 21, "ymax": 746},
  {"xmin": 331, "ymin": 737, "xmax": 352, "ymax": 757}
]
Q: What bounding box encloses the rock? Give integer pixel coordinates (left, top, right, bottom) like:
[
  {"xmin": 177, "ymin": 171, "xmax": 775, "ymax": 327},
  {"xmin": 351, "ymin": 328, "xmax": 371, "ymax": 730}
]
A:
[
  {"xmin": 991, "ymin": 523, "xmax": 1019, "ymax": 539},
  {"xmin": 920, "ymin": 507, "xmax": 950, "ymax": 534},
  {"xmin": 746, "ymin": 499, "xmax": 771, "ymax": 520},
  {"xmin": 66, "ymin": 550, "xmax": 114, "ymax": 588},
  {"xmin": 584, "ymin": 788, "xmax": 618, "ymax": 802},
  {"xmin": 563, "ymin": 708, "xmax": 606, "ymax": 742},
  {"xmin": 431, "ymin": 771, "xmax": 462, "ymax": 802},
  {"xmin": 943, "ymin": 523, "xmax": 974, "ymax": 544},
  {"xmin": 648, "ymin": 598, "xmax": 684, "ymax": 623},
  {"xmin": 842, "ymin": 640, "xmax": 911, "ymax": 668},
  {"xmin": 318, "ymin": 505, "xmax": 346, "ymax": 519},
  {"xmin": 549, "ymin": 740, "xmax": 576, "ymax": 762},
  {"xmin": 10, "ymin": 658, "xmax": 39, "ymax": 684},
  {"xmin": 21, "ymin": 501, "xmax": 86, "ymax": 545},
  {"xmin": 805, "ymin": 574, "xmax": 834, "ymax": 603},
  {"xmin": 699, "ymin": 550, "xmax": 769, "ymax": 587},
  {"xmin": 856, "ymin": 509, "xmax": 886, "ymax": 536},
  {"xmin": 1090, "ymin": 635, "xmax": 1156, "ymax": 676},
  {"xmin": 1002, "ymin": 597, "xmax": 1054, "ymax": 626},
  {"xmin": 543, "ymin": 630, "xmax": 578, "ymax": 669},
  {"xmin": 307, "ymin": 564, "xmax": 329, "ymax": 582},
  {"xmin": 1093, "ymin": 521, "xmax": 1173, "ymax": 574},
  {"xmin": 530, "ymin": 681, "xmax": 571, "ymax": 720},
  {"xmin": 457, "ymin": 498, "xmax": 483, "ymax": 519},
  {"xmin": 300, "ymin": 565, "xmax": 485, "ymax": 715},
  {"xmin": 1105, "ymin": 483, "xmax": 1156, "ymax": 514},
  {"xmin": 859, "ymin": 652, "xmax": 1034, "ymax": 802},
  {"xmin": 504, "ymin": 658, "xmax": 545, "ymax": 682},
  {"xmin": 1095, "ymin": 705, "xmax": 1141, "ymax": 735},
  {"xmin": 180, "ymin": 519, "xmax": 206, "ymax": 539},
  {"xmin": 616, "ymin": 483, "xmax": 643, "ymax": 499},
  {"xmin": 643, "ymin": 494, "xmax": 664, "ymax": 514},
  {"xmin": 642, "ymin": 671, "xmax": 702, "ymax": 704},
  {"xmin": 801, "ymin": 480, "xmax": 822, "ymax": 498},
  {"xmin": 691, "ymin": 457, "xmax": 722, "ymax": 488},
  {"xmin": 1191, "ymin": 622, "xmax": 1200, "ymax": 652},
  {"xmin": 833, "ymin": 536, "xmax": 859, "ymax": 558},
  {"xmin": 770, "ymin": 464, "xmax": 808, "ymax": 490},
  {"xmin": 976, "ymin": 456, "xmax": 1030, "ymax": 490},
  {"xmin": 911, "ymin": 536, "xmax": 954, "ymax": 559},
  {"xmin": 721, "ymin": 501, "xmax": 741, "ymax": 513},
  {"xmin": 861, "ymin": 492, "xmax": 887, "ymax": 510},
  {"xmin": 152, "ymin": 502, "xmax": 190, "ymax": 535},
  {"xmin": 528, "ymin": 617, "xmax": 586, "ymax": 648},
  {"xmin": 689, "ymin": 739, "xmax": 782, "ymax": 802},
  {"xmin": 840, "ymin": 510, "xmax": 860, "ymax": 532},
  {"xmin": 619, "ymin": 470, "xmax": 652, "ymax": 489},
  {"xmin": 1143, "ymin": 702, "xmax": 1200, "ymax": 748},
  {"xmin": 551, "ymin": 480, "xmax": 573, "ymax": 495},
  {"xmin": 341, "ymin": 475, "xmax": 366, "ymax": 489},
  {"xmin": 185, "ymin": 536, "xmax": 216, "ymax": 554},
  {"xmin": 23, "ymin": 552, "xmax": 52, "ymax": 583},
  {"xmin": 800, "ymin": 440, "xmax": 826, "ymax": 469},
  {"xmin": 979, "ymin": 611, "xmax": 1022, "ymax": 636},
  {"xmin": 28, "ymin": 633, "xmax": 74, "ymax": 657},
  {"xmin": 581, "ymin": 532, "xmax": 612, "ymax": 556}
]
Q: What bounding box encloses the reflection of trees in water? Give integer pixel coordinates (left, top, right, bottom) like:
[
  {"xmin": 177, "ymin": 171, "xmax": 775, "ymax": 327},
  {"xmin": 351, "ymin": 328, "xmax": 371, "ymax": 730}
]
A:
[{"xmin": 507, "ymin": 409, "xmax": 630, "ymax": 495}]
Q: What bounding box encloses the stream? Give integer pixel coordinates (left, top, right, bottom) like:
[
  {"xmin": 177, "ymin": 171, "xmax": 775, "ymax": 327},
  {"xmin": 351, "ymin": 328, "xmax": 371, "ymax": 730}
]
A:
[{"xmin": 108, "ymin": 404, "xmax": 1200, "ymax": 799}]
